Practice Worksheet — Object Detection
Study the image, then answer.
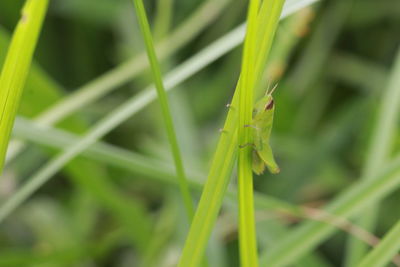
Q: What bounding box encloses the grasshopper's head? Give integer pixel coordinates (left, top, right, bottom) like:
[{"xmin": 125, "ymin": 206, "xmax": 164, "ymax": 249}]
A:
[
  {"xmin": 264, "ymin": 95, "xmax": 274, "ymax": 111},
  {"xmin": 254, "ymin": 84, "xmax": 277, "ymax": 114}
]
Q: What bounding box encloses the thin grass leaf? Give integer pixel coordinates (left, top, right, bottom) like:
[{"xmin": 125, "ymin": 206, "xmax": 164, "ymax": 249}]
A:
[
  {"xmin": 131, "ymin": 0, "xmax": 194, "ymax": 219},
  {"xmin": 237, "ymin": 0, "xmax": 261, "ymax": 266},
  {"xmin": 0, "ymin": 0, "xmax": 48, "ymax": 173},
  {"xmin": 357, "ymin": 220, "xmax": 400, "ymax": 267}
]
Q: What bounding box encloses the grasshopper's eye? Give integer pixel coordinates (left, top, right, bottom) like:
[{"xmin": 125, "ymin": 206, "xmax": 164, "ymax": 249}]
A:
[{"xmin": 265, "ymin": 99, "xmax": 274, "ymax": 110}]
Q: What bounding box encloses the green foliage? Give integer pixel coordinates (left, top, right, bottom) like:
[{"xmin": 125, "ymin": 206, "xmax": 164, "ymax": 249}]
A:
[{"xmin": 1, "ymin": 0, "xmax": 400, "ymax": 266}]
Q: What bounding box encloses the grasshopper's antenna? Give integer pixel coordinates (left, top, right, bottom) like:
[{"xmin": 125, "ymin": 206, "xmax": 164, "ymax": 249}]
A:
[
  {"xmin": 268, "ymin": 83, "xmax": 278, "ymax": 96},
  {"xmin": 265, "ymin": 81, "xmax": 272, "ymax": 96}
]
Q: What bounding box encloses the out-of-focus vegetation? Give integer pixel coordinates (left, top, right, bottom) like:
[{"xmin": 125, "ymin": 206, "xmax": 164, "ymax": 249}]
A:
[{"xmin": 0, "ymin": 0, "xmax": 400, "ymax": 266}]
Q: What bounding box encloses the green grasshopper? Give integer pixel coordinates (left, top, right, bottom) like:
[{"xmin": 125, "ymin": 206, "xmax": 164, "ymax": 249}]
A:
[{"xmin": 244, "ymin": 85, "xmax": 280, "ymax": 175}]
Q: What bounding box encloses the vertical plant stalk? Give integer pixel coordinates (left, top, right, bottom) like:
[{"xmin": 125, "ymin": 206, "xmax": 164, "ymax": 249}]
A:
[
  {"xmin": 0, "ymin": 0, "xmax": 48, "ymax": 174},
  {"xmin": 238, "ymin": 0, "xmax": 260, "ymax": 266},
  {"xmin": 346, "ymin": 48, "xmax": 400, "ymax": 266},
  {"xmin": 357, "ymin": 220, "xmax": 400, "ymax": 267},
  {"xmin": 131, "ymin": 0, "xmax": 194, "ymax": 220},
  {"xmin": 178, "ymin": 0, "xmax": 285, "ymax": 266}
]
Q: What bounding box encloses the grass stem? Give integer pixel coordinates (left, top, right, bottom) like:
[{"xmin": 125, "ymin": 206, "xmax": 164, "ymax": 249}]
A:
[{"xmin": 238, "ymin": 0, "xmax": 260, "ymax": 266}]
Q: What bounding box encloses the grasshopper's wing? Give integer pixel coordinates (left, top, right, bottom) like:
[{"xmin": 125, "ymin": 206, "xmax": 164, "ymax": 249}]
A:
[
  {"xmin": 252, "ymin": 125, "xmax": 279, "ymax": 174},
  {"xmin": 256, "ymin": 143, "xmax": 280, "ymax": 174},
  {"xmin": 252, "ymin": 150, "xmax": 265, "ymax": 175},
  {"xmin": 253, "ymin": 108, "xmax": 273, "ymax": 145}
]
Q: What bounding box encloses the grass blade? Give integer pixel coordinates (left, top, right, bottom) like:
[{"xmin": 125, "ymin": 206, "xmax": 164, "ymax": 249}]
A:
[
  {"xmin": 357, "ymin": 220, "xmax": 400, "ymax": 267},
  {"xmin": 237, "ymin": 0, "xmax": 260, "ymax": 266},
  {"xmin": 0, "ymin": 0, "xmax": 48, "ymax": 173},
  {"xmin": 131, "ymin": 0, "xmax": 194, "ymax": 219}
]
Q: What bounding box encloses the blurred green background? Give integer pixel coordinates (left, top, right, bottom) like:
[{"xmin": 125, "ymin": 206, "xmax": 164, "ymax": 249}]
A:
[{"xmin": 0, "ymin": 0, "xmax": 399, "ymax": 266}]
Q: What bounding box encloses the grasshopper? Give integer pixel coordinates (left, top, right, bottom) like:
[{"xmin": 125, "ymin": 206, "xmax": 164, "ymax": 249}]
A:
[{"xmin": 245, "ymin": 85, "xmax": 280, "ymax": 175}]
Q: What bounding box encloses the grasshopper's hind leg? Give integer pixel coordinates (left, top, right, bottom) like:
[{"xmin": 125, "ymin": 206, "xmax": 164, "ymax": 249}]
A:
[
  {"xmin": 257, "ymin": 144, "xmax": 280, "ymax": 174},
  {"xmin": 252, "ymin": 150, "xmax": 265, "ymax": 175}
]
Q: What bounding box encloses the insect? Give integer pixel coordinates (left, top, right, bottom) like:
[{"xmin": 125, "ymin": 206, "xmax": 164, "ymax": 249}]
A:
[{"xmin": 246, "ymin": 85, "xmax": 280, "ymax": 175}]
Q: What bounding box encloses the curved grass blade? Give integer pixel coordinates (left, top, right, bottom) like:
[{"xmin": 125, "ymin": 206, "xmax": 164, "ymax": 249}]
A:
[
  {"xmin": 0, "ymin": 0, "xmax": 48, "ymax": 173},
  {"xmin": 357, "ymin": 220, "xmax": 400, "ymax": 267}
]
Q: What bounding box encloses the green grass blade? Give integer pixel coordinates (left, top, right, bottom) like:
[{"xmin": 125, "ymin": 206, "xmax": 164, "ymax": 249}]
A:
[
  {"xmin": 345, "ymin": 48, "xmax": 400, "ymax": 266},
  {"xmin": 131, "ymin": 0, "xmax": 194, "ymax": 219},
  {"xmin": 0, "ymin": 0, "xmax": 48, "ymax": 173},
  {"xmin": 357, "ymin": 220, "xmax": 400, "ymax": 267},
  {"xmin": 237, "ymin": 0, "xmax": 260, "ymax": 266}
]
